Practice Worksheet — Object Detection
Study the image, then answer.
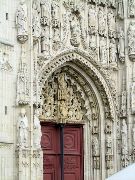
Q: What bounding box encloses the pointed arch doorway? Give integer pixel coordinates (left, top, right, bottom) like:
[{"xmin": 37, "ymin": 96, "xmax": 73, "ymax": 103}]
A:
[{"xmin": 38, "ymin": 51, "xmax": 117, "ymax": 180}]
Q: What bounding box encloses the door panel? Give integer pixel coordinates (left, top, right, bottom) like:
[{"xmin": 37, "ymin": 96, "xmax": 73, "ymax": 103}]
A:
[{"xmin": 41, "ymin": 124, "xmax": 83, "ymax": 180}]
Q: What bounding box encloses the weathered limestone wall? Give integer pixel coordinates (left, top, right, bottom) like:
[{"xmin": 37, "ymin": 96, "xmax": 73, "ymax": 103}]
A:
[{"xmin": 0, "ymin": 0, "xmax": 135, "ymax": 180}]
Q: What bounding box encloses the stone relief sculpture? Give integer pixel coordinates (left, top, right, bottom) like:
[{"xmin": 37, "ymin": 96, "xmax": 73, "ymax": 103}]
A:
[
  {"xmin": 98, "ymin": 7, "xmax": 107, "ymax": 37},
  {"xmin": 41, "ymin": 26, "xmax": 50, "ymax": 56},
  {"xmin": 16, "ymin": 61, "xmax": 29, "ymax": 105},
  {"xmin": 70, "ymin": 14, "xmax": 81, "ymax": 47},
  {"xmin": 120, "ymin": 91, "xmax": 127, "ymax": 117},
  {"xmin": 16, "ymin": 0, "xmax": 28, "ymax": 43},
  {"xmin": 108, "ymin": 9, "xmax": 116, "ymax": 38},
  {"xmin": 33, "ymin": 110, "xmax": 42, "ymax": 149},
  {"xmin": 99, "ymin": 37, "xmax": 108, "ymax": 64},
  {"xmin": 118, "ymin": 28, "xmax": 125, "ymax": 63},
  {"xmin": 117, "ymin": 0, "xmax": 124, "ymax": 19},
  {"xmin": 92, "ymin": 136, "xmax": 100, "ymax": 156},
  {"xmin": 88, "ymin": 4, "xmax": 97, "ymax": 35},
  {"xmin": 32, "ymin": 0, "xmax": 41, "ymax": 42},
  {"xmin": 17, "ymin": 108, "xmax": 29, "ymax": 148},
  {"xmin": 128, "ymin": 0, "xmax": 135, "ymax": 18},
  {"xmin": 109, "ymin": 38, "xmax": 117, "ymax": 66},
  {"xmin": 128, "ymin": 22, "xmax": 135, "ymax": 60},
  {"xmin": 40, "ymin": 0, "xmax": 50, "ymax": 26},
  {"xmin": 89, "ymin": 35, "xmax": 97, "ymax": 51},
  {"xmin": 121, "ymin": 119, "xmax": 128, "ymax": 155}
]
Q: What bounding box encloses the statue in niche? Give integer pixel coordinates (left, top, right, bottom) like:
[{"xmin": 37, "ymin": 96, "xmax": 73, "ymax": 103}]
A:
[
  {"xmin": 32, "ymin": 0, "xmax": 41, "ymax": 42},
  {"xmin": 89, "ymin": 35, "xmax": 96, "ymax": 51},
  {"xmin": 108, "ymin": 9, "xmax": 116, "ymax": 38},
  {"xmin": 105, "ymin": 121, "xmax": 112, "ymax": 134},
  {"xmin": 109, "ymin": 38, "xmax": 117, "ymax": 65},
  {"xmin": 92, "ymin": 136, "xmax": 100, "ymax": 156},
  {"xmin": 98, "ymin": 7, "xmax": 107, "ymax": 37},
  {"xmin": 117, "ymin": 0, "xmax": 124, "ymax": 19},
  {"xmin": 40, "ymin": 0, "xmax": 50, "ymax": 26},
  {"xmin": 58, "ymin": 73, "xmax": 67, "ymax": 101},
  {"xmin": 88, "ymin": 4, "xmax": 97, "ymax": 35},
  {"xmin": 128, "ymin": 22, "xmax": 135, "ymax": 60},
  {"xmin": 16, "ymin": 0, "xmax": 28, "ymax": 43},
  {"xmin": 131, "ymin": 82, "xmax": 135, "ymax": 114},
  {"xmin": 106, "ymin": 137, "xmax": 113, "ymax": 155},
  {"xmin": 70, "ymin": 14, "xmax": 81, "ymax": 47},
  {"xmin": 16, "ymin": 61, "xmax": 29, "ymax": 105},
  {"xmin": 52, "ymin": 28, "xmax": 61, "ymax": 51},
  {"xmin": 98, "ymin": 0, "xmax": 106, "ymax": 6},
  {"xmin": 51, "ymin": 0, "xmax": 60, "ymax": 28},
  {"xmin": 41, "ymin": 26, "xmax": 50, "ymax": 56},
  {"xmin": 121, "ymin": 119, "xmax": 128, "ymax": 155},
  {"xmin": 33, "ymin": 109, "xmax": 42, "ymax": 149},
  {"xmin": 17, "ymin": 108, "xmax": 29, "ymax": 148},
  {"xmin": 120, "ymin": 91, "xmax": 127, "ymax": 117},
  {"xmin": 99, "ymin": 37, "xmax": 107, "ymax": 64},
  {"xmin": 128, "ymin": 0, "xmax": 135, "ymax": 18},
  {"xmin": 118, "ymin": 28, "xmax": 125, "ymax": 62}
]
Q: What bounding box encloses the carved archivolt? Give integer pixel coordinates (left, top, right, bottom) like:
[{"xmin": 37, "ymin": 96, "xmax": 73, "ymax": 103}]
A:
[{"xmin": 38, "ymin": 50, "xmax": 117, "ymax": 121}]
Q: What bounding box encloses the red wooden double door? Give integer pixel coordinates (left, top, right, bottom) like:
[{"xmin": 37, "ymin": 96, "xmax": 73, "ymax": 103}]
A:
[{"xmin": 41, "ymin": 123, "xmax": 83, "ymax": 180}]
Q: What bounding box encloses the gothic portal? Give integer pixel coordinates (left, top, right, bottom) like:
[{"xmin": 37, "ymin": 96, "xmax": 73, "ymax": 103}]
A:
[{"xmin": 1, "ymin": 0, "xmax": 135, "ymax": 180}]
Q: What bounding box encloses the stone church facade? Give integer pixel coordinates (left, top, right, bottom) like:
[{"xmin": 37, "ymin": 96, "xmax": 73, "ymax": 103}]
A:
[{"xmin": 0, "ymin": 0, "xmax": 135, "ymax": 179}]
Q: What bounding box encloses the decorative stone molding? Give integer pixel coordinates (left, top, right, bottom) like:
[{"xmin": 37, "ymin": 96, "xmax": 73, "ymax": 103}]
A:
[{"xmin": 38, "ymin": 50, "xmax": 117, "ymax": 121}]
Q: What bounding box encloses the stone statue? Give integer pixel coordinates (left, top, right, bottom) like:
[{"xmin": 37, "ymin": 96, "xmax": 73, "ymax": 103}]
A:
[
  {"xmin": 118, "ymin": 28, "xmax": 125, "ymax": 62},
  {"xmin": 32, "ymin": 0, "xmax": 41, "ymax": 42},
  {"xmin": 40, "ymin": 0, "xmax": 50, "ymax": 26},
  {"xmin": 51, "ymin": 0, "xmax": 60, "ymax": 28},
  {"xmin": 70, "ymin": 14, "xmax": 81, "ymax": 47},
  {"xmin": 109, "ymin": 38, "xmax": 117, "ymax": 65},
  {"xmin": 108, "ymin": 9, "xmax": 116, "ymax": 38},
  {"xmin": 98, "ymin": 7, "xmax": 107, "ymax": 37},
  {"xmin": 89, "ymin": 35, "xmax": 96, "ymax": 51},
  {"xmin": 106, "ymin": 137, "xmax": 113, "ymax": 155},
  {"xmin": 128, "ymin": 0, "xmax": 135, "ymax": 18},
  {"xmin": 128, "ymin": 22, "xmax": 135, "ymax": 60},
  {"xmin": 41, "ymin": 26, "xmax": 50, "ymax": 55},
  {"xmin": 52, "ymin": 28, "xmax": 61, "ymax": 51},
  {"xmin": 33, "ymin": 109, "xmax": 42, "ymax": 149},
  {"xmin": 16, "ymin": 61, "xmax": 29, "ymax": 105},
  {"xmin": 117, "ymin": 0, "xmax": 124, "ymax": 19},
  {"xmin": 16, "ymin": 0, "xmax": 28, "ymax": 43},
  {"xmin": 88, "ymin": 4, "xmax": 97, "ymax": 35},
  {"xmin": 92, "ymin": 136, "xmax": 99, "ymax": 156},
  {"xmin": 121, "ymin": 119, "xmax": 128, "ymax": 155},
  {"xmin": 17, "ymin": 108, "xmax": 29, "ymax": 148},
  {"xmin": 99, "ymin": 37, "xmax": 107, "ymax": 64}
]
